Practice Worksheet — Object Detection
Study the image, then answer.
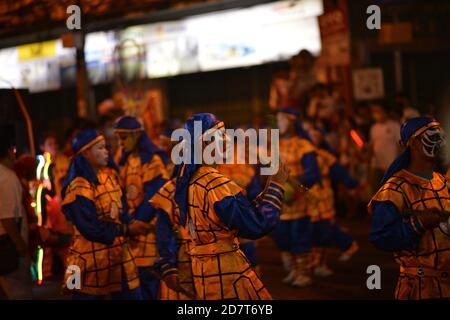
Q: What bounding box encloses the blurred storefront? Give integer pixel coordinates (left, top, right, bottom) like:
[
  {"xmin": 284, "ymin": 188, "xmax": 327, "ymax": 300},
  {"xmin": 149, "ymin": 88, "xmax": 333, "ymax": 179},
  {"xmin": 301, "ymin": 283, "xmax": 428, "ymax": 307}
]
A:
[
  {"xmin": 347, "ymin": 0, "xmax": 450, "ymax": 117},
  {"xmin": 0, "ymin": 0, "xmax": 325, "ymax": 133}
]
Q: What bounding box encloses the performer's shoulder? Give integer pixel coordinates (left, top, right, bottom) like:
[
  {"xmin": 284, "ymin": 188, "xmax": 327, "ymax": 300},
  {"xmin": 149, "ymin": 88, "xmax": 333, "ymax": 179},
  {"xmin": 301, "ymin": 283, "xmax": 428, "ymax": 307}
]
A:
[
  {"xmin": 191, "ymin": 167, "xmax": 231, "ymax": 190},
  {"xmin": 368, "ymin": 170, "xmax": 415, "ymax": 211},
  {"xmin": 66, "ymin": 176, "xmax": 93, "ymax": 191},
  {"xmin": 381, "ymin": 170, "xmax": 416, "ymax": 190},
  {"xmin": 297, "ymin": 137, "xmax": 316, "ymax": 153},
  {"xmin": 433, "ymin": 171, "xmax": 450, "ymax": 187},
  {"xmin": 142, "ymin": 154, "xmax": 168, "ymax": 180},
  {"xmin": 62, "ymin": 177, "xmax": 95, "ymax": 205},
  {"xmin": 316, "ymin": 148, "xmax": 336, "ymax": 163}
]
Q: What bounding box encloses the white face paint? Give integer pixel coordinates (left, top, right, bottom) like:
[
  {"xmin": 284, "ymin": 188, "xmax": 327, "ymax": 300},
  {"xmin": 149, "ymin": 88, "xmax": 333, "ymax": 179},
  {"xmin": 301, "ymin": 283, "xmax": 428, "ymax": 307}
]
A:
[
  {"xmin": 202, "ymin": 125, "xmax": 230, "ymax": 164},
  {"xmin": 277, "ymin": 113, "xmax": 290, "ymax": 135},
  {"xmin": 421, "ymin": 126, "xmax": 446, "ymax": 158}
]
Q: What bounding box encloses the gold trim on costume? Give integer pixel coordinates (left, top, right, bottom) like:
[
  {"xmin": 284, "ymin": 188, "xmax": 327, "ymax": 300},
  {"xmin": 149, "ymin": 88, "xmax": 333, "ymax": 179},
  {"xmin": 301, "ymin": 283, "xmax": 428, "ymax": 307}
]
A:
[
  {"xmin": 210, "ymin": 121, "xmax": 224, "ymax": 130},
  {"xmin": 407, "ymin": 121, "xmax": 441, "ymax": 146},
  {"xmin": 75, "ymin": 135, "xmax": 105, "ymax": 155},
  {"xmin": 113, "ymin": 128, "xmax": 143, "ymax": 133}
]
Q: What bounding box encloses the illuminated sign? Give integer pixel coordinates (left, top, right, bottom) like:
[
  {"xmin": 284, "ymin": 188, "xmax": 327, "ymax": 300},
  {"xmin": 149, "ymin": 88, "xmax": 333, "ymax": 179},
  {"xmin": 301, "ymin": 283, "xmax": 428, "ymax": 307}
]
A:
[{"xmin": 0, "ymin": 0, "xmax": 323, "ymax": 92}]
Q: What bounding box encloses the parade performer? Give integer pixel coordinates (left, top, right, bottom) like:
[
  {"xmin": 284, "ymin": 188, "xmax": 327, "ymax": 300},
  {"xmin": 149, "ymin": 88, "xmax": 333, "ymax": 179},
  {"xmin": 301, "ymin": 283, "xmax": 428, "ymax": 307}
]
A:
[
  {"xmin": 174, "ymin": 113, "xmax": 289, "ymax": 300},
  {"xmin": 369, "ymin": 116, "xmax": 450, "ymax": 299},
  {"xmin": 307, "ymin": 127, "xmax": 359, "ymax": 276},
  {"xmin": 217, "ymin": 143, "xmax": 264, "ymax": 270},
  {"xmin": 272, "ymin": 107, "xmax": 321, "ymax": 287},
  {"xmin": 149, "ymin": 178, "xmax": 196, "ymax": 300},
  {"xmin": 113, "ymin": 116, "xmax": 174, "ymax": 300},
  {"xmin": 61, "ymin": 129, "xmax": 148, "ymax": 299}
]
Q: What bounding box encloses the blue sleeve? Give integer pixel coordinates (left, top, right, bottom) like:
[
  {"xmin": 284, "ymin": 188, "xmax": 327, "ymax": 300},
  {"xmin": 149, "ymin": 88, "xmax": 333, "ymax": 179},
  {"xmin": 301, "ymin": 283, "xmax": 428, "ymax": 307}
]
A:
[
  {"xmin": 153, "ymin": 210, "xmax": 178, "ymax": 277},
  {"xmin": 246, "ymin": 173, "xmax": 263, "ymax": 202},
  {"xmin": 119, "ymin": 194, "xmax": 132, "ymax": 224},
  {"xmin": 133, "ymin": 176, "xmax": 167, "ymax": 222},
  {"xmin": 299, "ymin": 152, "xmax": 321, "ymax": 188},
  {"xmin": 63, "ymin": 196, "xmax": 124, "ymax": 245},
  {"xmin": 329, "ymin": 162, "xmax": 359, "ymax": 188},
  {"xmin": 214, "ymin": 181, "xmax": 284, "ymax": 240},
  {"xmin": 369, "ymin": 201, "xmax": 424, "ymax": 252}
]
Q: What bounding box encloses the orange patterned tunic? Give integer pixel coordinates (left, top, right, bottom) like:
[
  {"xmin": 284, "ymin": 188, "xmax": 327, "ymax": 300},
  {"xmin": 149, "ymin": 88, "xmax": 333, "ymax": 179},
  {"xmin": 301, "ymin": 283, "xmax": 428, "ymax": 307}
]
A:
[
  {"xmin": 309, "ymin": 149, "xmax": 337, "ymax": 222},
  {"xmin": 150, "ymin": 179, "xmax": 195, "ymax": 300},
  {"xmin": 186, "ymin": 166, "xmax": 279, "ymax": 300},
  {"xmin": 120, "ymin": 153, "xmax": 168, "ymax": 267},
  {"xmin": 369, "ymin": 169, "xmax": 450, "ymax": 299},
  {"xmin": 279, "ymin": 136, "xmax": 317, "ymax": 220},
  {"xmin": 62, "ymin": 168, "xmax": 139, "ymax": 295}
]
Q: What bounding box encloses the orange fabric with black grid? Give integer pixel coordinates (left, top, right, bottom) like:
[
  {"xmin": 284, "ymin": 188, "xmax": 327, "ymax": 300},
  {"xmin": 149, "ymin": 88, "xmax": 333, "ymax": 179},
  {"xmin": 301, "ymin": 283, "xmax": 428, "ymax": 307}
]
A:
[
  {"xmin": 120, "ymin": 153, "xmax": 168, "ymax": 266},
  {"xmin": 217, "ymin": 163, "xmax": 257, "ymax": 247},
  {"xmin": 279, "ymin": 136, "xmax": 316, "ymax": 220},
  {"xmin": 369, "ymin": 169, "xmax": 450, "ymax": 299},
  {"xmin": 150, "ymin": 179, "xmax": 195, "ymax": 300},
  {"xmin": 186, "ymin": 166, "xmax": 271, "ymax": 300},
  {"xmin": 217, "ymin": 163, "xmax": 255, "ymax": 195},
  {"xmin": 310, "ymin": 149, "xmax": 337, "ymax": 222},
  {"xmin": 62, "ymin": 168, "xmax": 139, "ymax": 295}
]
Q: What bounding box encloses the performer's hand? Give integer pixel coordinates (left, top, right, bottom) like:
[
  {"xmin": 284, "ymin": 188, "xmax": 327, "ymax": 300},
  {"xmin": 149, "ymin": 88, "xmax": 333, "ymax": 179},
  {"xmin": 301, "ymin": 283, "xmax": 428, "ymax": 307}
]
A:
[
  {"xmin": 271, "ymin": 160, "xmax": 289, "ymax": 185},
  {"xmin": 418, "ymin": 209, "xmax": 447, "ymax": 230},
  {"xmin": 163, "ymin": 274, "xmax": 196, "ymax": 299},
  {"xmin": 128, "ymin": 220, "xmax": 149, "ymax": 236},
  {"xmin": 163, "ymin": 274, "xmax": 181, "ymax": 292}
]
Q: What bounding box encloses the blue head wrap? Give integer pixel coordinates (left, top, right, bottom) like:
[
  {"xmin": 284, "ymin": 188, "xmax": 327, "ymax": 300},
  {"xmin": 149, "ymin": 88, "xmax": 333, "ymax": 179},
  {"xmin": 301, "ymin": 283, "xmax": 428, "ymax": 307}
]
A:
[
  {"xmin": 277, "ymin": 107, "xmax": 312, "ymax": 141},
  {"xmin": 174, "ymin": 113, "xmax": 222, "ymax": 226},
  {"xmin": 113, "ymin": 116, "xmax": 169, "ymax": 166},
  {"xmin": 380, "ymin": 116, "xmax": 441, "ymax": 185},
  {"xmin": 61, "ymin": 129, "xmax": 105, "ymax": 198}
]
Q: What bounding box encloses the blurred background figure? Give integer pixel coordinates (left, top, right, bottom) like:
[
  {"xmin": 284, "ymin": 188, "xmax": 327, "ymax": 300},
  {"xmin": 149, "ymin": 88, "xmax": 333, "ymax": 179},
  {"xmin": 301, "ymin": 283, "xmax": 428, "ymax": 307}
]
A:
[
  {"xmin": 368, "ymin": 104, "xmax": 401, "ymax": 192},
  {"xmin": 0, "ymin": 128, "xmax": 33, "ymax": 299},
  {"xmin": 38, "ymin": 132, "xmax": 73, "ymax": 281}
]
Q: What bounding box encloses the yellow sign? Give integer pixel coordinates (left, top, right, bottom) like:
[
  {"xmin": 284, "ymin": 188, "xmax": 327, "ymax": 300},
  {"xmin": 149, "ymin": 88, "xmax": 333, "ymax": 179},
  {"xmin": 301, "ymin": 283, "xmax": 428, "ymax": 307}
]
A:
[{"xmin": 18, "ymin": 40, "xmax": 57, "ymax": 61}]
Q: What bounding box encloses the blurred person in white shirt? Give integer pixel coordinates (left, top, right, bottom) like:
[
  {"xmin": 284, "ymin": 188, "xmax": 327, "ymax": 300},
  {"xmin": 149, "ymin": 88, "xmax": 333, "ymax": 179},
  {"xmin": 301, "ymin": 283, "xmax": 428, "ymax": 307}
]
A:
[
  {"xmin": 0, "ymin": 130, "xmax": 32, "ymax": 299},
  {"xmin": 368, "ymin": 104, "xmax": 401, "ymax": 191}
]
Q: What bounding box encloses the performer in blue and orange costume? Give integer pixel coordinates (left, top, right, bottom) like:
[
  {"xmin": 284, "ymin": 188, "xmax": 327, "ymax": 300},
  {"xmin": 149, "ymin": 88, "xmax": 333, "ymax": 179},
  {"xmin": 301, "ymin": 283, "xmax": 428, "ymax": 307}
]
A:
[
  {"xmin": 61, "ymin": 129, "xmax": 148, "ymax": 299},
  {"xmin": 113, "ymin": 116, "xmax": 175, "ymax": 300},
  {"xmin": 272, "ymin": 107, "xmax": 322, "ymax": 287},
  {"xmin": 307, "ymin": 126, "xmax": 359, "ymax": 276},
  {"xmin": 149, "ymin": 178, "xmax": 196, "ymax": 300},
  {"xmin": 174, "ymin": 113, "xmax": 289, "ymax": 300},
  {"xmin": 217, "ymin": 141, "xmax": 264, "ymax": 270},
  {"xmin": 369, "ymin": 116, "xmax": 450, "ymax": 299}
]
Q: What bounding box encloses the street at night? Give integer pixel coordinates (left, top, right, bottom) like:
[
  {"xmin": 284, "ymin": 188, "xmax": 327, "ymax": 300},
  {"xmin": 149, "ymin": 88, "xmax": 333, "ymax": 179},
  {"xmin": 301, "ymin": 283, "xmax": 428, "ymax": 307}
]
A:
[{"xmin": 1, "ymin": 0, "xmax": 450, "ymax": 308}]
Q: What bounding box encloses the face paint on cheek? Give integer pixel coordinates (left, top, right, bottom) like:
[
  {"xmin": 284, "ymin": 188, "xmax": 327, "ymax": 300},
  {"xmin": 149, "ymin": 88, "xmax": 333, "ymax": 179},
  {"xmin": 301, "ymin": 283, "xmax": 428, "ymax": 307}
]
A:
[
  {"xmin": 421, "ymin": 127, "xmax": 446, "ymax": 158},
  {"xmin": 128, "ymin": 135, "xmax": 139, "ymax": 151}
]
